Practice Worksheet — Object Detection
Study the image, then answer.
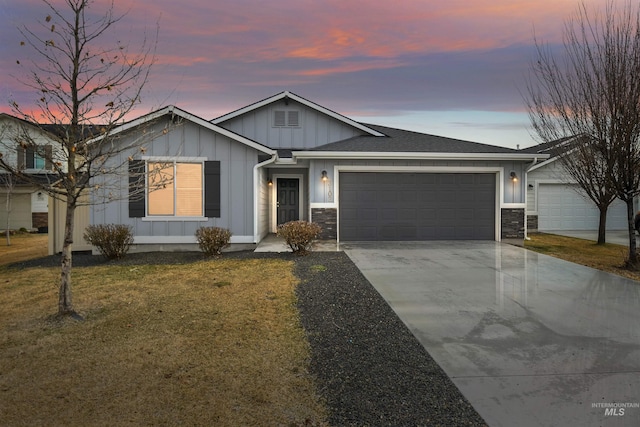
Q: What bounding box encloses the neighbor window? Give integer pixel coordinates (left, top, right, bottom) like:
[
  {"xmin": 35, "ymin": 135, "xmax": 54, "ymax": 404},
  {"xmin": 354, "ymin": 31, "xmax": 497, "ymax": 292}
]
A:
[
  {"xmin": 17, "ymin": 144, "xmax": 52, "ymax": 170},
  {"xmin": 147, "ymin": 161, "xmax": 203, "ymax": 217}
]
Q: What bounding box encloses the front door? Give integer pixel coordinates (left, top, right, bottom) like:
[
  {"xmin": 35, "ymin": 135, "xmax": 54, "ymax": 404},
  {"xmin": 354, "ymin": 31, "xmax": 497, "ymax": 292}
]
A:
[{"xmin": 277, "ymin": 178, "xmax": 299, "ymax": 225}]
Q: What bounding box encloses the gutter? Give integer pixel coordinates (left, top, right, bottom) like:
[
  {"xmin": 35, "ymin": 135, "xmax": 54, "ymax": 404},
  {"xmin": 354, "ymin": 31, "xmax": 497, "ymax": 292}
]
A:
[
  {"xmin": 291, "ymin": 151, "xmax": 550, "ymax": 162},
  {"xmin": 252, "ymin": 154, "xmax": 278, "ymax": 243}
]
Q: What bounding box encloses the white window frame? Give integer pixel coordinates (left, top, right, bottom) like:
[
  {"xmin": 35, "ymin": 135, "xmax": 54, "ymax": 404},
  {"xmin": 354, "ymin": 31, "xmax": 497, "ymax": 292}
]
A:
[{"xmin": 142, "ymin": 156, "xmax": 208, "ymax": 221}]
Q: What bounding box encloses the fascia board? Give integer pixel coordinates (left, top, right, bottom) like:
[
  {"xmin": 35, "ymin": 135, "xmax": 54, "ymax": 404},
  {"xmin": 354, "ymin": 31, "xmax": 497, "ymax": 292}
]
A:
[
  {"xmin": 88, "ymin": 106, "xmax": 275, "ymax": 155},
  {"xmin": 291, "ymin": 151, "xmax": 550, "ymax": 161},
  {"xmin": 212, "ymin": 91, "xmax": 385, "ymax": 137}
]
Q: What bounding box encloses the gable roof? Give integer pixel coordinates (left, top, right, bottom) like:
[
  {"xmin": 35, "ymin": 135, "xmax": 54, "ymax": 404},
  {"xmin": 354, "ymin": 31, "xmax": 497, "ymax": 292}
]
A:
[
  {"xmin": 92, "ymin": 105, "xmax": 275, "ymax": 155},
  {"xmin": 524, "ymin": 135, "xmax": 586, "ymax": 172},
  {"xmin": 211, "ymin": 91, "xmax": 385, "ymax": 137}
]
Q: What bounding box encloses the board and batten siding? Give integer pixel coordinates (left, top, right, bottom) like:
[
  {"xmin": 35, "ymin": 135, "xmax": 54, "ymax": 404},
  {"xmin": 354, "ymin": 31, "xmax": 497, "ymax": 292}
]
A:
[
  {"xmin": 91, "ymin": 119, "xmax": 260, "ymax": 242},
  {"xmin": 217, "ymin": 98, "xmax": 366, "ymax": 150},
  {"xmin": 49, "ymin": 194, "xmax": 92, "ymax": 254}
]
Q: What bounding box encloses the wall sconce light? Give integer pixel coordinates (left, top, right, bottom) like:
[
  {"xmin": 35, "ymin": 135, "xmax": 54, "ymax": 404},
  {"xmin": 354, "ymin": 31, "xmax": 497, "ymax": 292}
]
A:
[
  {"xmin": 528, "ymin": 184, "xmax": 533, "ymax": 189},
  {"xmin": 321, "ymin": 170, "xmax": 328, "ymax": 182},
  {"xmin": 267, "ymin": 177, "xmax": 273, "ymax": 186},
  {"xmin": 510, "ymin": 171, "xmax": 518, "ymax": 182}
]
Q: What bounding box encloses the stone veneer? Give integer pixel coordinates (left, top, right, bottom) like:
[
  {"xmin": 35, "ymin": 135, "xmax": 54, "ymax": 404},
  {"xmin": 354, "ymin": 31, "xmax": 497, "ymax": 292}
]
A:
[
  {"xmin": 311, "ymin": 208, "xmax": 337, "ymax": 239},
  {"xmin": 501, "ymin": 208, "xmax": 525, "ymax": 243},
  {"xmin": 526, "ymin": 214, "xmax": 538, "ymax": 232},
  {"xmin": 32, "ymin": 212, "xmax": 48, "ymax": 229}
]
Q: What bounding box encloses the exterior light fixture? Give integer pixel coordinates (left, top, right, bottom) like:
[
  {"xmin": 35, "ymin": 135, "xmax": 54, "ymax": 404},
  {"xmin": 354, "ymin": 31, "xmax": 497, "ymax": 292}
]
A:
[
  {"xmin": 321, "ymin": 170, "xmax": 328, "ymax": 182},
  {"xmin": 267, "ymin": 177, "xmax": 273, "ymax": 186},
  {"xmin": 510, "ymin": 171, "xmax": 518, "ymax": 182}
]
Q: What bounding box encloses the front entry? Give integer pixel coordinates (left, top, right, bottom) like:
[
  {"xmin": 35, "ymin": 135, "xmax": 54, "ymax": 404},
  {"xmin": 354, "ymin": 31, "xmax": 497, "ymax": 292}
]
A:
[{"xmin": 277, "ymin": 178, "xmax": 299, "ymax": 225}]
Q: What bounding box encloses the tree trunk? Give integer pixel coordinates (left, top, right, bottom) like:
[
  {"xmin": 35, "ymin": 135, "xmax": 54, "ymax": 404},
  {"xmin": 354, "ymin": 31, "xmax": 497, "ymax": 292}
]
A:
[
  {"xmin": 596, "ymin": 207, "xmax": 607, "ymax": 245},
  {"xmin": 626, "ymin": 199, "xmax": 638, "ymax": 269},
  {"xmin": 58, "ymin": 196, "xmax": 76, "ymax": 316}
]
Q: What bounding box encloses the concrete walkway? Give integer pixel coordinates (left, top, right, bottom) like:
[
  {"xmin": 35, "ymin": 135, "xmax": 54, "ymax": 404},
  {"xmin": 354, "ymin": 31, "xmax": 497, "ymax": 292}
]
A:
[{"xmin": 343, "ymin": 241, "xmax": 640, "ymax": 427}]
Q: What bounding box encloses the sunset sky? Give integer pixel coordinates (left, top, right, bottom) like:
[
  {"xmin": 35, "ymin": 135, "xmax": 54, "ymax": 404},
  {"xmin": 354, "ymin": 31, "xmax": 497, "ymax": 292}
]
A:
[{"xmin": 0, "ymin": 0, "xmax": 611, "ymax": 149}]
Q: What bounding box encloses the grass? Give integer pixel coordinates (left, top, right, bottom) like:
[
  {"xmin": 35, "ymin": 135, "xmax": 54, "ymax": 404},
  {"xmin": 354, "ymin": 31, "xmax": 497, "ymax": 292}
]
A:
[
  {"xmin": 525, "ymin": 232, "xmax": 640, "ymax": 281},
  {"xmin": 0, "ymin": 255, "xmax": 327, "ymax": 426},
  {"xmin": 0, "ymin": 232, "xmax": 49, "ymax": 266}
]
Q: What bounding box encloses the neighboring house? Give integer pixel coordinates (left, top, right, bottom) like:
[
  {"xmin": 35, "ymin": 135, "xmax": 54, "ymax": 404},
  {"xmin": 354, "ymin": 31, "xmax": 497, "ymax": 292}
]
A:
[
  {"xmin": 0, "ymin": 113, "xmax": 58, "ymax": 231},
  {"xmin": 522, "ymin": 138, "xmax": 628, "ymax": 232},
  {"xmin": 52, "ymin": 91, "xmax": 549, "ymax": 254}
]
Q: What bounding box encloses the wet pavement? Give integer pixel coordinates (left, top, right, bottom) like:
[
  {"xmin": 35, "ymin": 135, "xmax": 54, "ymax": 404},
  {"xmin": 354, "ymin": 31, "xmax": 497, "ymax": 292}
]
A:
[{"xmin": 343, "ymin": 241, "xmax": 640, "ymax": 427}]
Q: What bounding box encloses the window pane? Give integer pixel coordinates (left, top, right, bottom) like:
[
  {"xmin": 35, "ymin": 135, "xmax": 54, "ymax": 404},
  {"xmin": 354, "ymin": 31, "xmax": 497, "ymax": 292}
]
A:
[
  {"xmin": 176, "ymin": 163, "xmax": 202, "ymax": 216},
  {"xmin": 34, "ymin": 155, "xmax": 45, "ymax": 169},
  {"xmin": 148, "ymin": 162, "xmax": 174, "ymax": 215}
]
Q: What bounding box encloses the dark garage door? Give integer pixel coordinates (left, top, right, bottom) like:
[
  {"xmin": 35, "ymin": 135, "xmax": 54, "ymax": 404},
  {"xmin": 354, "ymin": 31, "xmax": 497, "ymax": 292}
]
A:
[{"xmin": 339, "ymin": 172, "xmax": 496, "ymax": 241}]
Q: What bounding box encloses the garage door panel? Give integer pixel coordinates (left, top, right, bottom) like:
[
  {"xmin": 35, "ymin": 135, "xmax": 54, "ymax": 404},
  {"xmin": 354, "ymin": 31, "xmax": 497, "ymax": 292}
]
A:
[
  {"xmin": 340, "ymin": 172, "xmax": 495, "ymax": 241},
  {"xmin": 538, "ymin": 184, "xmax": 626, "ymax": 231}
]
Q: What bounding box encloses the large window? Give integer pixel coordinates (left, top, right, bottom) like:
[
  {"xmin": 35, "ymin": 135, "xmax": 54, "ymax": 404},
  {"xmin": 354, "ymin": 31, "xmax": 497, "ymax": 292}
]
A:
[{"xmin": 147, "ymin": 161, "xmax": 203, "ymax": 217}]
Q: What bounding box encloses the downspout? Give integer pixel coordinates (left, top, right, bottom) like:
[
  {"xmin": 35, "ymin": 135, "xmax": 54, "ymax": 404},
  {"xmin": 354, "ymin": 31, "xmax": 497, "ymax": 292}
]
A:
[
  {"xmin": 253, "ymin": 154, "xmax": 278, "ymax": 243},
  {"xmin": 524, "ymin": 157, "xmax": 539, "ymax": 240}
]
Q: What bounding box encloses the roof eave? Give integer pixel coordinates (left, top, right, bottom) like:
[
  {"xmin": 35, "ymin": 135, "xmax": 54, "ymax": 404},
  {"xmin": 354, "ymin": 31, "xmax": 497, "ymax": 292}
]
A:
[
  {"xmin": 212, "ymin": 91, "xmax": 385, "ymax": 137},
  {"xmin": 88, "ymin": 106, "xmax": 275, "ymax": 155},
  {"xmin": 291, "ymin": 151, "xmax": 551, "ymax": 161}
]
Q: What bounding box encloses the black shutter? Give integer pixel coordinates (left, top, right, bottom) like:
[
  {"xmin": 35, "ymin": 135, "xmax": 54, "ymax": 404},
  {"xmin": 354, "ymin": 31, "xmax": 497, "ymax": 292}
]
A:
[
  {"xmin": 26, "ymin": 147, "xmax": 35, "ymax": 169},
  {"xmin": 44, "ymin": 145, "xmax": 53, "ymax": 170},
  {"xmin": 129, "ymin": 160, "xmax": 145, "ymax": 218},
  {"xmin": 204, "ymin": 161, "xmax": 220, "ymax": 218},
  {"xmin": 17, "ymin": 146, "xmax": 25, "ymax": 169}
]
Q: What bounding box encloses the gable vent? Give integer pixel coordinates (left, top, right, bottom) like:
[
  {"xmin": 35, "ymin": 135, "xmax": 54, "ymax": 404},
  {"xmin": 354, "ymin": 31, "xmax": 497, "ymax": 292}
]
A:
[
  {"xmin": 274, "ymin": 110, "xmax": 300, "ymax": 127},
  {"xmin": 274, "ymin": 110, "xmax": 286, "ymax": 127}
]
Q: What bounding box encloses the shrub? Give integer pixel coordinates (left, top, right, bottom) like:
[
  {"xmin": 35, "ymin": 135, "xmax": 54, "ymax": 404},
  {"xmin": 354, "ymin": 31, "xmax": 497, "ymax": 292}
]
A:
[
  {"xmin": 195, "ymin": 226, "xmax": 232, "ymax": 256},
  {"xmin": 83, "ymin": 224, "xmax": 134, "ymax": 260},
  {"xmin": 277, "ymin": 220, "xmax": 322, "ymax": 255}
]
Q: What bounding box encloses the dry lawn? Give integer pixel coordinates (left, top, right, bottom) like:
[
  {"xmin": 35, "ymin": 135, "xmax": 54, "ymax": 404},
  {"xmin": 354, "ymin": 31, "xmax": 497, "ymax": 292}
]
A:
[
  {"xmin": 525, "ymin": 232, "xmax": 640, "ymax": 282},
  {"xmin": 0, "ymin": 258, "xmax": 327, "ymax": 426},
  {"xmin": 0, "ymin": 233, "xmax": 48, "ymax": 266}
]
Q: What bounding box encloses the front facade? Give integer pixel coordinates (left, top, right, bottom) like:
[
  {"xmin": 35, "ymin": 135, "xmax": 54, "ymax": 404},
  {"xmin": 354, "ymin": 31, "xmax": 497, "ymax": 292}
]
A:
[
  {"xmin": 0, "ymin": 114, "xmax": 58, "ymax": 232},
  {"xmin": 65, "ymin": 91, "xmax": 547, "ymax": 254}
]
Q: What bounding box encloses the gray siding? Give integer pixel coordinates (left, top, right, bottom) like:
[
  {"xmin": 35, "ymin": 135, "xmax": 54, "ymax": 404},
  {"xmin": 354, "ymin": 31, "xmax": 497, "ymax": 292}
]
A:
[
  {"xmin": 91, "ymin": 119, "xmax": 259, "ymax": 241},
  {"xmin": 527, "ymin": 160, "xmax": 570, "ymax": 213},
  {"xmin": 218, "ymin": 98, "xmax": 366, "ymax": 149}
]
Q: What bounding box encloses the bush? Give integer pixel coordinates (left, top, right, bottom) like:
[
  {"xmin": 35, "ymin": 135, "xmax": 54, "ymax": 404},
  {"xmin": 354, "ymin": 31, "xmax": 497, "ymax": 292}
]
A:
[
  {"xmin": 277, "ymin": 220, "xmax": 322, "ymax": 255},
  {"xmin": 195, "ymin": 226, "xmax": 232, "ymax": 256},
  {"xmin": 83, "ymin": 224, "xmax": 134, "ymax": 260}
]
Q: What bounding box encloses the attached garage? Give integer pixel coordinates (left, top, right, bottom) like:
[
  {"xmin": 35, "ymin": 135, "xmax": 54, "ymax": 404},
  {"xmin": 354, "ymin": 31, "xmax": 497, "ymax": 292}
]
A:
[
  {"xmin": 339, "ymin": 172, "xmax": 496, "ymax": 241},
  {"xmin": 537, "ymin": 184, "xmax": 627, "ymax": 231}
]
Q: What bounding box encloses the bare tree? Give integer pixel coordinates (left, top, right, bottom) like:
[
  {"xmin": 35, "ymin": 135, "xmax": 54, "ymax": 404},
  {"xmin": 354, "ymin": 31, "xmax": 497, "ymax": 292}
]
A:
[
  {"xmin": 525, "ymin": 1, "xmax": 640, "ymax": 264},
  {"xmin": 0, "ymin": 0, "xmax": 164, "ymax": 316},
  {"xmin": 1, "ymin": 173, "xmax": 15, "ymax": 246}
]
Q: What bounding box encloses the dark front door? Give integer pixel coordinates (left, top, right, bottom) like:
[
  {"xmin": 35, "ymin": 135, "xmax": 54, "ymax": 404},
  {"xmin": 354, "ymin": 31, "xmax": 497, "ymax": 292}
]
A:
[{"xmin": 277, "ymin": 178, "xmax": 299, "ymax": 225}]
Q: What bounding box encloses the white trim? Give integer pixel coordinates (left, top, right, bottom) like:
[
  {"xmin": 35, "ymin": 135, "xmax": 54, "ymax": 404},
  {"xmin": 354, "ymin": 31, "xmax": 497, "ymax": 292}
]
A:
[
  {"xmin": 133, "ymin": 235, "xmax": 254, "ymax": 244},
  {"xmin": 212, "ymin": 91, "xmax": 385, "ymax": 137},
  {"xmin": 253, "ymin": 155, "xmax": 277, "ymax": 243},
  {"xmin": 293, "ymin": 151, "xmax": 548, "ymax": 161},
  {"xmin": 141, "ymin": 216, "xmax": 208, "ymax": 222},
  {"xmin": 334, "ymin": 166, "xmax": 503, "ymax": 243},
  {"xmin": 502, "ymin": 203, "xmax": 526, "ymax": 208},
  {"xmin": 89, "ymin": 105, "xmax": 275, "ymax": 155},
  {"xmin": 310, "ymin": 202, "xmax": 337, "ymax": 208},
  {"xmin": 270, "ymin": 173, "xmax": 305, "ymax": 233},
  {"xmin": 141, "ymin": 155, "xmax": 207, "ymax": 162}
]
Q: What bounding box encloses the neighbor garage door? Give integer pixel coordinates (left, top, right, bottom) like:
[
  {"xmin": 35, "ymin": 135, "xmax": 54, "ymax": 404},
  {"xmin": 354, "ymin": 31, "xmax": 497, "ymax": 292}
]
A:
[
  {"xmin": 339, "ymin": 172, "xmax": 495, "ymax": 241},
  {"xmin": 538, "ymin": 184, "xmax": 627, "ymax": 231}
]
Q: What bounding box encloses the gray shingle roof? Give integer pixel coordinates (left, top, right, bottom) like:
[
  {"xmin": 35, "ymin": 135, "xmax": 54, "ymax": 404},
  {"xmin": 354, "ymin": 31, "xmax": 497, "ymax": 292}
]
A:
[{"xmin": 311, "ymin": 124, "xmax": 521, "ymax": 153}]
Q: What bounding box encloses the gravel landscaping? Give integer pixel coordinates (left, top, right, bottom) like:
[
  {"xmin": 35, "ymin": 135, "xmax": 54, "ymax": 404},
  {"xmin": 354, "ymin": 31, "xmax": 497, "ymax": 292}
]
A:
[{"xmin": 10, "ymin": 250, "xmax": 487, "ymax": 426}]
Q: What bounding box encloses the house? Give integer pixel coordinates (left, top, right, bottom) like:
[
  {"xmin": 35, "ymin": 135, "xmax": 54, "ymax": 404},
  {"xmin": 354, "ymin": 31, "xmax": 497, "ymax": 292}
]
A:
[
  {"xmin": 54, "ymin": 91, "xmax": 549, "ymax": 254},
  {"xmin": 522, "ymin": 137, "xmax": 628, "ymax": 232},
  {"xmin": 0, "ymin": 113, "xmax": 58, "ymax": 232}
]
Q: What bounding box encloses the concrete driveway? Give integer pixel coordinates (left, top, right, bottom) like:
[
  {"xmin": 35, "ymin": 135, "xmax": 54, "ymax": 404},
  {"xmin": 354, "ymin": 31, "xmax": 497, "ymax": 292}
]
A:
[{"xmin": 342, "ymin": 241, "xmax": 640, "ymax": 427}]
